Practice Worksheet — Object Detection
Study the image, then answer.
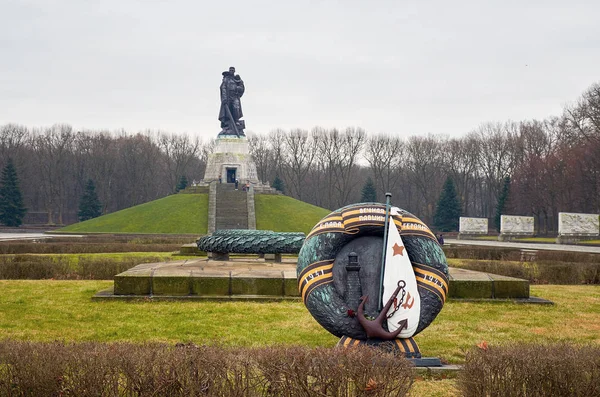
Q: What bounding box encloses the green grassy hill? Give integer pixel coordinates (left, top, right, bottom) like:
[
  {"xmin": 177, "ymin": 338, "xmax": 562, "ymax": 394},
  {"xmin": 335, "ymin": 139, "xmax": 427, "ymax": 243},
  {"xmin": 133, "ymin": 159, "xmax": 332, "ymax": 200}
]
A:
[
  {"xmin": 255, "ymin": 195, "xmax": 330, "ymax": 234},
  {"xmin": 59, "ymin": 194, "xmax": 209, "ymax": 234},
  {"xmin": 58, "ymin": 193, "xmax": 330, "ymax": 235}
]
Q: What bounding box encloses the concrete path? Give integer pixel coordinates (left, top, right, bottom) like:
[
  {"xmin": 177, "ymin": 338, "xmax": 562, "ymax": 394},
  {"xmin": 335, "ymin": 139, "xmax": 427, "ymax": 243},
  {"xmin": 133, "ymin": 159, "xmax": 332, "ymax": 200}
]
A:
[
  {"xmin": 0, "ymin": 232, "xmax": 82, "ymax": 241},
  {"xmin": 445, "ymin": 238, "xmax": 600, "ymax": 254}
]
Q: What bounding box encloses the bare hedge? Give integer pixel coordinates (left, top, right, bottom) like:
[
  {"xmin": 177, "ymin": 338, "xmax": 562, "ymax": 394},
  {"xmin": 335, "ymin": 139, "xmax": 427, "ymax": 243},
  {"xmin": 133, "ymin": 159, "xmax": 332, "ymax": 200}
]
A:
[
  {"xmin": 0, "ymin": 242, "xmax": 182, "ymax": 255},
  {"xmin": 443, "ymin": 246, "xmax": 600, "ymax": 264},
  {"xmin": 459, "ymin": 343, "xmax": 600, "ymax": 397},
  {"xmin": 453, "ymin": 259, "xmax": 600, "ymax": 284},
  {"xmin": 0, "ymin": 254, "xmax": 181, "ymax": 280},
  {"xmin": 0, "ymin": 341, "xmax": 414, "ymax": 397},
  {"xmin": 0, "ymin": 235, "xmax": 199, "ymax": 255}
]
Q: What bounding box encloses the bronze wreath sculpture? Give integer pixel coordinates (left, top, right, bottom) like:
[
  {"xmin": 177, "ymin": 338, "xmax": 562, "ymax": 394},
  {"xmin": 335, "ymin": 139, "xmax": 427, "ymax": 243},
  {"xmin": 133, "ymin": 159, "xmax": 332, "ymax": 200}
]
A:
[{"xmin": 297, "ymin": 203, "xmax": 449, "ymax": 357}]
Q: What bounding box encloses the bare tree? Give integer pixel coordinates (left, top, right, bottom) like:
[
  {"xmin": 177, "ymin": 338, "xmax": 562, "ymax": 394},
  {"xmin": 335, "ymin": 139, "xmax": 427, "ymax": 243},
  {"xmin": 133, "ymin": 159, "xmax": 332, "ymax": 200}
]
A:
[
  {"xmin": 564, "ymin": 82, "xmax": 600, "ymax": 144},
  {"xmin": 404, "ymin": 134, "xmax": 446, "ymax": 223},
  {"xmin": 157, "ymin": 131, "xmax": 201, "ymax": 193},
  {"xmin": 114, "ymin": 133, "xmax": 166, "ymax": 208},
  {"xmin": 280, "ymin": 129, "xmax": 317, "ymax": 200},
  {"xmin": 474, "ymin": 122, "xmax": 521, "ymax": 218},
  {"xmin": 74, "ymin": 131, "xmax": 118, "ymax": 213},
  {"xmin": 32, "ymin": 124, "xmax": 76, "ymax": 224},
  {"xmin": 0, "ymin": 124, "xmax": 28, "ymax": 169},
  {"xmin": 364, "ymin": 133, "xmax": 404, "ymax": 198},
  {"xmin": 330, "ymin": 127, "xmax": 366, "ymax": 207},
  {"xmin": 444, "ymin": 134, "xmax": 480, "ymax": 216},
  {"xmin": 248, "ymin": 132, "xmax": 274, "ymax": 183},
  {"xmin": 268, "ymin": 128, "xmax": 286, "ymax": 183}
]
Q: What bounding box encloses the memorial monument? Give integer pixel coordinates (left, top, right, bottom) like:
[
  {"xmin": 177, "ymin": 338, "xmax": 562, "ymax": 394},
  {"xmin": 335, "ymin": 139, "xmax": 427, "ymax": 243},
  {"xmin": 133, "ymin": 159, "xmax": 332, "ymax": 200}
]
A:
[
  {"xmin": 298, "ymin": 194, "xmax": 449, "ymax": 364},
  {"xmin": 203, "ymin": 66, "xmax": 259, "ymax": 184}
]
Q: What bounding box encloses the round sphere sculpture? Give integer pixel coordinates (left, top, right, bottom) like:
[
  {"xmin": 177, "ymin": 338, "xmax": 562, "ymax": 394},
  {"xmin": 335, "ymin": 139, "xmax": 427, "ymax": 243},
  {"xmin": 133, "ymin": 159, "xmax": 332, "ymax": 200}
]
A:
[{"xmin": 297, "ymin": 202, "xmax": 449, "ymax": 356}]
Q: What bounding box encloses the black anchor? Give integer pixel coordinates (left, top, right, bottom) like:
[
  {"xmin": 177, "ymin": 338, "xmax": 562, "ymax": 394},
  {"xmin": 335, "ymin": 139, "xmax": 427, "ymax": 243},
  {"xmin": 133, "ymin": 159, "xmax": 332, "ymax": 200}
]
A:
[{"xmin": 357, "ymin": 281, "xmax": 408, "ymax": 340}]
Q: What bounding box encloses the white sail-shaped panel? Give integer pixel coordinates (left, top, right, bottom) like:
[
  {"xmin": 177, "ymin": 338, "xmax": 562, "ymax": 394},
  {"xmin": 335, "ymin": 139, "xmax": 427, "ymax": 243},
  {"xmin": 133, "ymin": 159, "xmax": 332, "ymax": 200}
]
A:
[{"xmin": 381, "ymin": 207, "xmax": 421, "ymax": 338}]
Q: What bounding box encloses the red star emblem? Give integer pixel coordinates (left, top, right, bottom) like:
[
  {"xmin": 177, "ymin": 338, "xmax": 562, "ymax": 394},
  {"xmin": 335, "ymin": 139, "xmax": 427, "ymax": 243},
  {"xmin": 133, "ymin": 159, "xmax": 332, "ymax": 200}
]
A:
[{"xmin": 392, "ymin": 243, "xmax": 404, "ymax": 256}]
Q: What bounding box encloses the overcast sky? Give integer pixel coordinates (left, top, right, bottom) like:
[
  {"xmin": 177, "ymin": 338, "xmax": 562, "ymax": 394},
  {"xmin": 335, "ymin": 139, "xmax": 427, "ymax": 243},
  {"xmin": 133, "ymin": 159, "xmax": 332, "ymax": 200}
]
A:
[{"xmin": 1, "ymin": 0, "xmax": 599, "ymax": 141}]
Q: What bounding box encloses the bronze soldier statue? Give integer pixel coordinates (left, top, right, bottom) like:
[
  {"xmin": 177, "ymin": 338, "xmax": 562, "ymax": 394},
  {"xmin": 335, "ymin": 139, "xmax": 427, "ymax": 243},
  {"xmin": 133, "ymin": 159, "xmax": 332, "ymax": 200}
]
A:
[{"xmin": 218, "ymin": 66, "xmax": 245, "ymax": 136}]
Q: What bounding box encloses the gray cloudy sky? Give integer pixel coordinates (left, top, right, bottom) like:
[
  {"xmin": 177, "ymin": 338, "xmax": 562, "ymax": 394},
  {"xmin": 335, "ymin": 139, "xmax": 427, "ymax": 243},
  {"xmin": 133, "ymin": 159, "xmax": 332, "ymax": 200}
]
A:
[{"xmin": 1, "ymin": 0, "xmax": 599, "ymax": 141}]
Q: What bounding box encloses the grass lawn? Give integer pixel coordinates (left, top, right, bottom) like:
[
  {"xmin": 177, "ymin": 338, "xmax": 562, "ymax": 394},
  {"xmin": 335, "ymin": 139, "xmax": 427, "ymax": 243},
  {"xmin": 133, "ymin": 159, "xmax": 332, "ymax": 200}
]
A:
[
  {"xmin": 58, "ymin": 194, "xmax": 208, "ymax": 234},
  {"xmin": 513, "ymin": 237, "xmax": 557, "ymax": 243},
  {"xmin": 0, "ymin": 282, "xmax": 598, "ymax": 397},
  {"xmin": 0, "ymin": 282, "xmax": 598, "ymax": 362},
  {"xmin": 580, "ymin": 239, "xmax": 600, "ymax": 245},
  {"xmin": 255, "ymin": 195, "xmax": 330, "ymax": 234},
  {"xmin": 472, "ymin": 235, "xmax": 499, "ymax": 240}
]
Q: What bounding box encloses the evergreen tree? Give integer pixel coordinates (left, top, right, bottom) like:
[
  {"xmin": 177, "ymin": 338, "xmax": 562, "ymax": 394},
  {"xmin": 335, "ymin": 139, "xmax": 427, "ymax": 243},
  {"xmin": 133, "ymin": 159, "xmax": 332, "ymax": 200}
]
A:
[
  {"xmin": 360, "ymin": 177, "xmax": 377, "ymax": 202},
  {"xmin": 495, "ymin": 176, "xmax": 511, "ymax": 231},
  {"xmin": 433, "ymin": 177, "xmax": 461, "ymax": 232},
  {"xmin": 0, "ymin": 159, "xmax": 27, "ymax": 227},
  {"xmin": 78, "ymin": 179, "xmax": 102, "ymax": 221},
  {"xmin": 176, "ymin": 175, "xmax": 188, "ymax": 192},
  {"xmin": 272, "ymin": 175, "xmax": 285, "ymax": 193}
]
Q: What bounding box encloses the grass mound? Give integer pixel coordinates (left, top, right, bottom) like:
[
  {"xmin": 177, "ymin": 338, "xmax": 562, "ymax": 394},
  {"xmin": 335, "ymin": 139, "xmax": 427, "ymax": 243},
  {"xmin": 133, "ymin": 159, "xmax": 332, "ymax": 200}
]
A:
[
  {"xmin": 254, "ymin": 195, "xmax": 330, "ymax": 234},
  {"xmin": 57, "ymin": 193, "xmax": 329, "ymax": 235},
  {"xmin": 58, "ymin": 194, "xmax": 208, "ymax": 234}
]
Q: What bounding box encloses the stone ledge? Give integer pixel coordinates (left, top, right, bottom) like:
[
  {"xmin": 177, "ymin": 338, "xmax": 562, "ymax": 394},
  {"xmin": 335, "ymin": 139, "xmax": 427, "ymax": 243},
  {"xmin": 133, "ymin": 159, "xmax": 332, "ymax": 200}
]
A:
[{"xmin": 105, "ymin": 259, "xmax": 531, "ymax": 301}]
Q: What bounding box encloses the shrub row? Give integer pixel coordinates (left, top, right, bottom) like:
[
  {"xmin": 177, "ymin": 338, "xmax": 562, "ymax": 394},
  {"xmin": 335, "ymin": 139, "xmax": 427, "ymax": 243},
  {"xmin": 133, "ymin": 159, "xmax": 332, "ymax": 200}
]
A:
[
  {"xmin": 459, "ymin": 343, "xmax": 600, "ymax": 397},
  {"xmin": 452, "ymin": 259, "xmax": 600, "ymax": 284},
  {"xmin": 0, "ymin": 242, "xmax": 183, "ymax": 255},
  {"xmin": 39, "ymin": 235, "xmax": 196, "ymax": 244},
  {"xmin": 443, "ymin": 246, "xmax": 600, "ymax": 263},
  {"xmin": 0, "ymin": 341, "xmax": 414, "ymax": 397},
  {"xmin": 0, "ymin": 235, "xmax": 199, "ymax": 255},
  {"xmin": 0, "ymin": 254, "xmax": 180, "ymax": 280}
]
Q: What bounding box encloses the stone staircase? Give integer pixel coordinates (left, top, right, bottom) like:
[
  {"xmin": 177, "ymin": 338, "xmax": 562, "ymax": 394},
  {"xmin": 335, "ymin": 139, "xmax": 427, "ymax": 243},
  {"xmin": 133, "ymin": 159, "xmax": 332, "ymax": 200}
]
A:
[{"xmin": 215, "ymin": 183, "xmax": 249, "ymax": 230}]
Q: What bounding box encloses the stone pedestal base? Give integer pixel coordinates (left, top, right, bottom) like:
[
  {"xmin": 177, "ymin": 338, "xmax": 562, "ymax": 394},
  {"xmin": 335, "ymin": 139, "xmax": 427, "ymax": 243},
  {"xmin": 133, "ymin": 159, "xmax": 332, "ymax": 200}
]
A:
[
  {"xmin": 203, "ymin": 136, "xmax": 259, "ymax": 184},
  {"xmin": 556, "ymin": 235, "xmax": 599, "ymax": 244},
  {"xmin": 337, "ymin": 336, "xmax": 422, "ymax": 359},
  {"xmin": 211, "ymin": 252, "xmax": 230, "ymax": 261},
  {"xmin": 458, "ymin": 233, "xmax": 486, "ymax": 240},
  {"xmin": 498, "ymin": 234, "xmax": 533, "ymax": 242},
  {"xmin": 264, "ymin": 253, "xmax": 282, "ymax": 262}
]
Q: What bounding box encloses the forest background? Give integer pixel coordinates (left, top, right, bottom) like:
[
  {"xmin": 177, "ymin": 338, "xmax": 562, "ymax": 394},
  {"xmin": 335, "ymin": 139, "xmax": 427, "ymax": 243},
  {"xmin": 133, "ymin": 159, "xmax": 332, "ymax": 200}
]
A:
[{"xmin": 1, "ymin": 82, "xmax": 598, "ymax": 233}]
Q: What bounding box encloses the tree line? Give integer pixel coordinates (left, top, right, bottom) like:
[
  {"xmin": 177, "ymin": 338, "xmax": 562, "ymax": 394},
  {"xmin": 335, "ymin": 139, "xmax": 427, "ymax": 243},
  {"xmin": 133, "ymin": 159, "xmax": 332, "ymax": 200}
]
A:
[
  {"xmin": 0, "ymin": 127, "xmax": 209, "ymax": 225},
  {"xmin": 1, "ymin": 82, "xmax": 598, "ymax": 232}
]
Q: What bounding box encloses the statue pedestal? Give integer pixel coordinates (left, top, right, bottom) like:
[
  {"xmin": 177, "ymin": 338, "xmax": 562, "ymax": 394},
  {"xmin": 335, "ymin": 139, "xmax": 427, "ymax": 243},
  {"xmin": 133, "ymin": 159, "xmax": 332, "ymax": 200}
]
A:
[{"xmin": 203, "ymin": 136, "xmax": 259, "ymax": 184}]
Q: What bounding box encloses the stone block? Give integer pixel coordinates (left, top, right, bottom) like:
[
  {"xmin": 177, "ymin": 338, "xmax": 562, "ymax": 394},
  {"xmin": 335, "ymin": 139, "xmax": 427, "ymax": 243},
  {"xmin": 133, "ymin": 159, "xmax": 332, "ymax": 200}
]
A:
[
  {"xmin": 448, "ymin": 279, "xmax": 493, "ymax": 299},
  {"xmin": 212, "ymin": 252, "xmax": 230, "ymax": 261},
  {"xmin": 264, "ymin": 253, "xmax": 282, "ymax": 262},
  {"xmin": 152, "ymin": 269, "xmax": 191, "ymax": 296},
  {"xmin": 283, "ymin": 271, "xmax": 299, "ymax": 296},
  {"xmin": 180, "ymin": 244, "xmax": 204, "ymax": 255},
  {"xmin": 491, "ymin": 276, "xmax": 529, "ymax": 299},
  {"xmin": 231, "ymin": 272, "xmax": 283, "ymax": 296},
  {"xmin": 114, "ymin": 270, "xmax": 152, "ymax": 295},
  {"xmin": 190, "ymin": 273, "xmax": 231, "ymax": 296}
]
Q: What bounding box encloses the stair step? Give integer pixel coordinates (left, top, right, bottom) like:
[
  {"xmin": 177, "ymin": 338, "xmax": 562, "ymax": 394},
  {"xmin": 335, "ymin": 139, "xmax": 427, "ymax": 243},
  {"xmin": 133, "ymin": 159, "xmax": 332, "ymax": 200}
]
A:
[{"xmin": 215, "ymin": 180, "xmax": 250, "ymax": 231}]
